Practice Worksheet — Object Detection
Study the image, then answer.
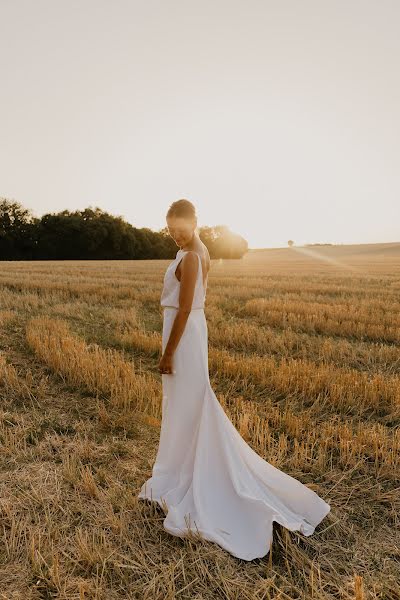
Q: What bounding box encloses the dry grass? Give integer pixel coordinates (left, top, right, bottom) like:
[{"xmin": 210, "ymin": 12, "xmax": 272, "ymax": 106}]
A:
[{"xmin": 0, "ymin": 243, "xmax": 399, "ymax": 598}]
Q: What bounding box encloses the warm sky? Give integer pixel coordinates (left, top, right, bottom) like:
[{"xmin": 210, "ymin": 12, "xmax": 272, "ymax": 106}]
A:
[{"xmin": 1, "ymin": 1, "xmax": 399, "ymax": 249}]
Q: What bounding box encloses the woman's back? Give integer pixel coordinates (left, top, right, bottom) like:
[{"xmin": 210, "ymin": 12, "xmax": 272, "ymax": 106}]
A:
[{"xmin": 160, "ymin": 249, "xmax": 208, "ymax": 309}]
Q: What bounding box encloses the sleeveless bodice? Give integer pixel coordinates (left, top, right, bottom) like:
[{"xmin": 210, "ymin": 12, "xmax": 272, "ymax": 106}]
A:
[{"xmin": 160, "ymin": 249, "xmax": 207, "ymax": 309}]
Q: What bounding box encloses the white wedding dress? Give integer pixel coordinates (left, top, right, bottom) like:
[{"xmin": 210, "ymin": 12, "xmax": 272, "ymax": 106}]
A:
[{"xmin": 138, "ymin": 249, "xmax": 330, "ymax": 561}]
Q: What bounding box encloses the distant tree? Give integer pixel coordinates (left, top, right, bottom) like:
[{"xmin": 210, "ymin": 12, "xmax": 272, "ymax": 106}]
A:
[
  {"xmin": 35, "ymin": 206, "xmax": 145, "ymax": 260},
  {"xmin": 199, "ymin": 225, "xmax": 247, "ymax": 258},
  {"xmin": 0, "ymin": 198, "xmax": 37, "ymax": 259},
  {"xmin": 304, "ymin": 243, "xmax": 334, "ymax": 247}
]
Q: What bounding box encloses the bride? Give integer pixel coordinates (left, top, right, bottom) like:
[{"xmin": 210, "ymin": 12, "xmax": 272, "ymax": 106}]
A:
[{"xmin": 138, "ymin": 198, "xmax": 330, "ymax": 561}]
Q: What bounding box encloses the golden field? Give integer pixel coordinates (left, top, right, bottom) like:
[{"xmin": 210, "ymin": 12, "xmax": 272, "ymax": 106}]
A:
[{"xmin": 0, "ymin": 242, "xmax": 399, "ymax": 599}]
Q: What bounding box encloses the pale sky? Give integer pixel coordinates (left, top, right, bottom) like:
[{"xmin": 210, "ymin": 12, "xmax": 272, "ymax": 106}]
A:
[{"xmin": 1, "ymin": 0, "xmax": 399, "ymax": 249}]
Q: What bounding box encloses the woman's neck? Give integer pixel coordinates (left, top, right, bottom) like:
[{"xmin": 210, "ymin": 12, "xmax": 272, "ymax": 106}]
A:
[{"xmin": 181, "ymin": 234, "xmax": 200, "ymax": 252}]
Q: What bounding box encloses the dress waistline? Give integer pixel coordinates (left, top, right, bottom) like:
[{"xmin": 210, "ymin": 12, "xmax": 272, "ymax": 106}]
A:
[{"xmin": 162, "ymin": 306, "xmax": 204, "ymax": 311}]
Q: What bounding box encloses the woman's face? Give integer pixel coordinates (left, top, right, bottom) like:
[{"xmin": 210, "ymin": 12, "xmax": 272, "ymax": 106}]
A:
[{"xmin": 166, "ymin": 216, "xmax": 195, "ymax": 247}]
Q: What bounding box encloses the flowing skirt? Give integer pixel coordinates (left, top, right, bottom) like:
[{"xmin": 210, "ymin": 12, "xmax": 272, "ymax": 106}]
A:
[{"xmin": 138, "ymin": 306, "xmax": 330, "ymax": 561}]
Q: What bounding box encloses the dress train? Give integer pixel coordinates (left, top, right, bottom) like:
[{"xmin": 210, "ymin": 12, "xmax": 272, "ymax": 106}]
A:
[{"xmin": 138, "ymin": 305, "xmax": 330, "ymax": 561}]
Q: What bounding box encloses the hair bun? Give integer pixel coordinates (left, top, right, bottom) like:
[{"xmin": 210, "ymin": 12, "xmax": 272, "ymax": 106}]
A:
[{"xmin": 167, "ymin": 199, "xmax": 197, "ymax": 220}]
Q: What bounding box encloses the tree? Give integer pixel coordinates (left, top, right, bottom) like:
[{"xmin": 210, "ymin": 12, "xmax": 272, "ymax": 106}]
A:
[
  {"xmin": 204, "ymin": 225, "xmax": 247, "ymax": 258},
  {"xmin": 0, "ymin": 198, "xmax": 37, "ymax": 259}
]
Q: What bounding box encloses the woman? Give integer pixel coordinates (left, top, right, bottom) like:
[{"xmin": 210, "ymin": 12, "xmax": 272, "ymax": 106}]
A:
[{"xmin": 138, "ymin": 199, "xmax": 330, "ymax": 561}]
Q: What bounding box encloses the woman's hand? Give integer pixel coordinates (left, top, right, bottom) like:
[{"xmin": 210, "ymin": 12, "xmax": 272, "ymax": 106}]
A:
[{"xmin": 158, "ymin": 352, "xmax": 175, "ymax": 375}]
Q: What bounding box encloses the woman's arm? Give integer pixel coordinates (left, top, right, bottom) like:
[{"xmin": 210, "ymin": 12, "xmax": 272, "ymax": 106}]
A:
[{"xmin": 163, "ymin": 251, "xmax": 198, "ymax": 358}]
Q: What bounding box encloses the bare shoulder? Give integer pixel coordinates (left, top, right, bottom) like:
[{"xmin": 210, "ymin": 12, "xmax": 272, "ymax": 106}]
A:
[
  {"xmin": 183, "ymin": 250, "xmax": 199, "ymax": 266},
  {"xmin": 182, "ymin": 244, "xmax": 210, "ymax": 275}
]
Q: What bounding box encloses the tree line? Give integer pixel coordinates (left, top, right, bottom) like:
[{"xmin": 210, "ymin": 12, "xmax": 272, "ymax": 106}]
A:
[{"xmin": 0, "ymin": 198, "xmax": 248, "ymax": 260}]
